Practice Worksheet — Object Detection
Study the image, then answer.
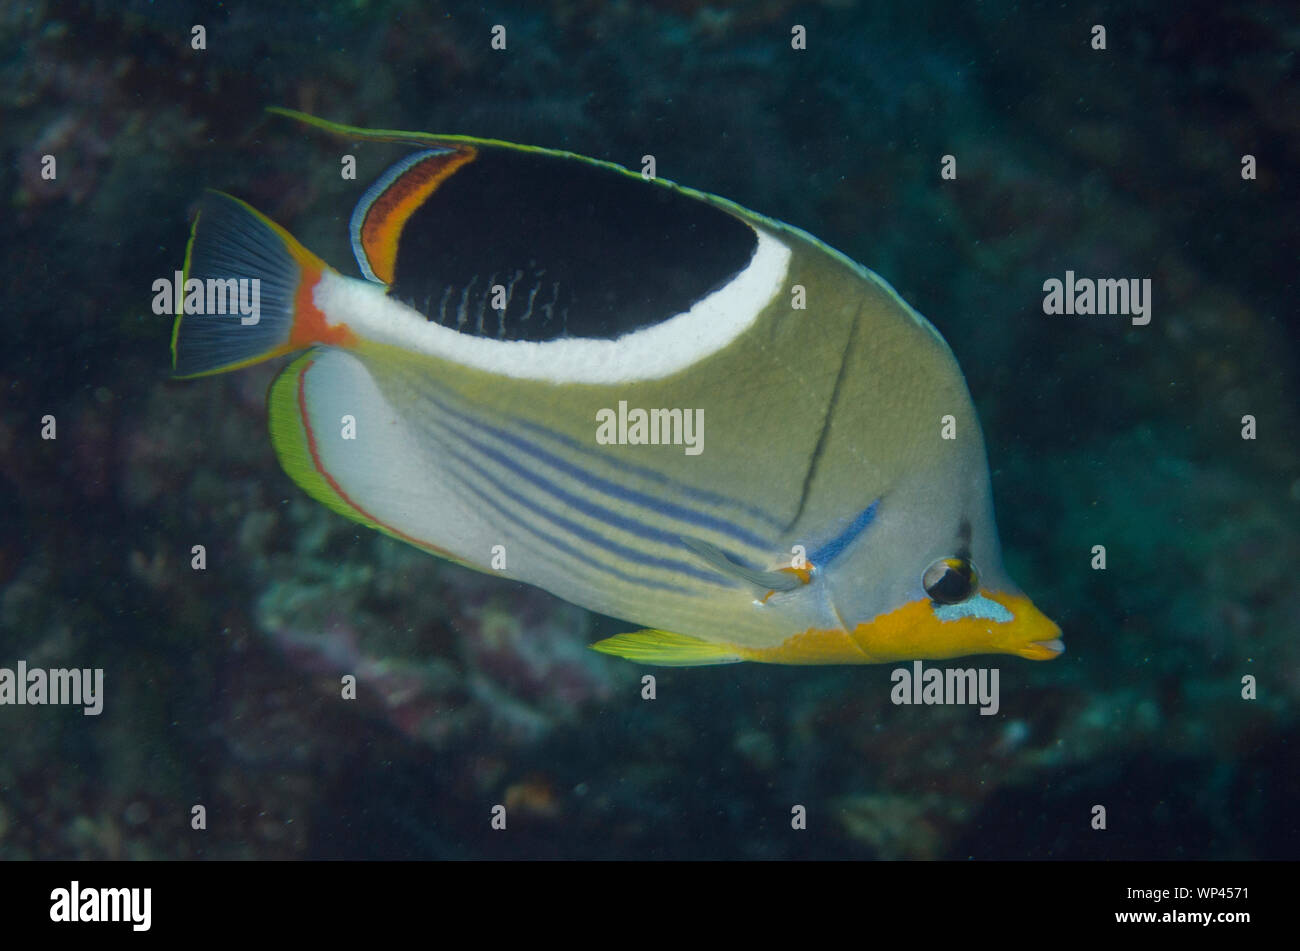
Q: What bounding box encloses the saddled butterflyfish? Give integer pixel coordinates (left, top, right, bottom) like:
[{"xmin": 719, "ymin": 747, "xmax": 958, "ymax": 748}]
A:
[{"xmin": 171, "ymin": 109, "xmax": 1063, "ymax": 666}]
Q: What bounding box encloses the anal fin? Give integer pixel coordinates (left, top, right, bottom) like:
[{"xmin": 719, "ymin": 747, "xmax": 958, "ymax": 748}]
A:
[{"xmin": 590, "ymin": 630, "xmax": 746, "ymax": 666}]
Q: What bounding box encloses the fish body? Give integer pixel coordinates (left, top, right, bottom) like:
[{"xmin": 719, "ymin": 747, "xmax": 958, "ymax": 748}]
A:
[{"xmin": 173, "ymin": 110, "xmax": 1062, "ymax": 666}]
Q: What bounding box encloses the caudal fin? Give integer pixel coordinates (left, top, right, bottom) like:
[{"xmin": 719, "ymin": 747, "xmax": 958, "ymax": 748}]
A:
[{"xmin": 170, "ymin": 191, "xmax": 332, "ymax": 378}]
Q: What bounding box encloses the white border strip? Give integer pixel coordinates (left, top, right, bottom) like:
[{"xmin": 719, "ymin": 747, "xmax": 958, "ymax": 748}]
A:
[{"xmin": 316, "ymin": 226, "xmax": 792, "ymax": 383}]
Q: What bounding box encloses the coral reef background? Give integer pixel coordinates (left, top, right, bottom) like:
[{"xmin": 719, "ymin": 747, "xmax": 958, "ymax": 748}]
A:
[{"xmin": 0, "ymin": 0, "xmax": 1296, "ymax": 858}]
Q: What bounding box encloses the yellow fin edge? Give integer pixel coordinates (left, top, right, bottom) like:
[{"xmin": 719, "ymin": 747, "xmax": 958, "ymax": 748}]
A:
[
  {"xmin": 268, "ymin": 353, "xmax": 387, "ymax": 533},
  {"xmin": 169, "ymin": 206, "xmax": 200, "ymax": 372}
]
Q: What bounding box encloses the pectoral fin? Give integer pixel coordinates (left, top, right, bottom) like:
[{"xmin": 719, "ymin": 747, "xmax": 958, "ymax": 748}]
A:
[{"xmin": 680, "ymin": 536, "xmax": 806, "ymax": 592}]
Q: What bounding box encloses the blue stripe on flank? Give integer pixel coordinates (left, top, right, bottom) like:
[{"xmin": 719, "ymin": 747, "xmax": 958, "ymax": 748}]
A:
[
  {"xmin": 439, "ymin": 445, "xmax": 696, "ymax": 595},
  {"xmin": 512, "ymin": 417, "xmax": 784, "ymax": 531},
  {"xmin": 423, "ymin": 389, "xmax": 778, "ymax": 551},
  {"xmin": 454, "ymin": 422, "xmax": 717, "ymax": 556},
  {"xmin": 807, "ymin": 499, "xmax": 880, "ymax": 566},
  {"xmin": 439, "ymin": 440, "xmax": 732, "ymax": 589}
]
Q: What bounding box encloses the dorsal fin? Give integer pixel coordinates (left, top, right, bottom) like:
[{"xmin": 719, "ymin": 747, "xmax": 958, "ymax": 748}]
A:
[
  {"xmin": 269, "ymin": 106, "xmax": 481, "ymax": 149},
  {"xmin": 349, "ymin": 147, "xmax": 477, "ymax": 284}
]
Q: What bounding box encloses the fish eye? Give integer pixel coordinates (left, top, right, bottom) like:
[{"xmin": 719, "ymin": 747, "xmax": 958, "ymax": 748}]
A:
[{"xmin": 922, "ymin": 557, "xmax": 978, "ymax": 604}]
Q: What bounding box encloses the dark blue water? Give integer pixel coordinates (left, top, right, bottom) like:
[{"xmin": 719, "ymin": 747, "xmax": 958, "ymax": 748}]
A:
[{"xmin": 1, "ymin": 0, "xmax": 1296, "ymax": 860}]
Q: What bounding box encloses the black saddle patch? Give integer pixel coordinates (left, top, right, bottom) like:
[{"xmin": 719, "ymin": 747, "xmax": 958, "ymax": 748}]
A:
[{"xmin": 388, "ymin": 148, "xmax": 759, "ymax": 342}]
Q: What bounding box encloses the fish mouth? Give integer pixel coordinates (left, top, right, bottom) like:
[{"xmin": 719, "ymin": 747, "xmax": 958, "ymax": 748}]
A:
[
  {"xmin": 1020, "ymin": 637, "xmax": 1066, "ymax": 660},
  {"xmin": 991, "ymin": 592, "xmax": 1064, "ymax": 661},
  {"xmin": 839, "ymin": 589, "xmax": 1066, "ymax": 664}
]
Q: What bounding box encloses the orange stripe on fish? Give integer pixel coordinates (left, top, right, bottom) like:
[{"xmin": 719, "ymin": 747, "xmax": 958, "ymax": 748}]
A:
[
  {"xmin": 357, "ymin": 147, "xmax": 477, "ymax": 284},
  {"xmin": 288, "ymin": 259, "xmax": 357, "ymax": 351},
  {"xmin": 737, "ymin": 626, "xmax": 868, "ymax": 664},
  {"xmin": 759, "ymin": 563, "xmax": 815, "ymax": 603}
]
